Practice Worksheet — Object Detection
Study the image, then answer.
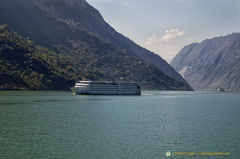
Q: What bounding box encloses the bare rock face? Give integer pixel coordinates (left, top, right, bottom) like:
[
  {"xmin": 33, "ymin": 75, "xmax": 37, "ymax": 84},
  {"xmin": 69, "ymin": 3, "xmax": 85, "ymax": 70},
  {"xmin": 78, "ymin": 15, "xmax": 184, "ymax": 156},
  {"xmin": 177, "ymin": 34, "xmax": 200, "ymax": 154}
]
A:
[{"xmin": 171, "ymin": 33, "xmax": 240, "ymax": 91}]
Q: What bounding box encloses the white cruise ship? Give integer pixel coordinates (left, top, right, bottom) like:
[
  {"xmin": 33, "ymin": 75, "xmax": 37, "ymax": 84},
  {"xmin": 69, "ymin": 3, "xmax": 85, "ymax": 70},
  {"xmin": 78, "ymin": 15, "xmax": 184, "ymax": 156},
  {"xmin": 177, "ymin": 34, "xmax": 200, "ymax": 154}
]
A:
[{"xmin": 71, "ymin": 81, "xmax": 141, "ymax": 95}]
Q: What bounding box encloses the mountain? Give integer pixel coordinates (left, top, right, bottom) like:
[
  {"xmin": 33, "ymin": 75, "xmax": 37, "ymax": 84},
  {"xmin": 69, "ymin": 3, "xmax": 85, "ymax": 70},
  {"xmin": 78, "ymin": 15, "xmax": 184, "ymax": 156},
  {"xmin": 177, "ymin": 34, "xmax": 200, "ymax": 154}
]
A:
[
  {"xmin": 170, "ymin": 33, "xmax": 240, "ymax": 91},
  {"xmin": 0, "ymin": 25, "xmax": 191, "ymax": 90},
  {"xmin": 0, "ymin": 0, "xmax": 192, "ymax": 90},
  {"xmin": 0, "ymin": 0, "xmax": 187, "ymax": 83}
]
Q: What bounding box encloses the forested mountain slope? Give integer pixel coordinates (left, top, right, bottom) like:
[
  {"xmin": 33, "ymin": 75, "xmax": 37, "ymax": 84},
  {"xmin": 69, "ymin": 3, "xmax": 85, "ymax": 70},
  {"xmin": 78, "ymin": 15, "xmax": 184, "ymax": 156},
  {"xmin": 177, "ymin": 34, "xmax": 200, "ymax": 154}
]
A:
[{"xmin": 0, "ymin": 25, "xmax": 191, "ymax": 90}]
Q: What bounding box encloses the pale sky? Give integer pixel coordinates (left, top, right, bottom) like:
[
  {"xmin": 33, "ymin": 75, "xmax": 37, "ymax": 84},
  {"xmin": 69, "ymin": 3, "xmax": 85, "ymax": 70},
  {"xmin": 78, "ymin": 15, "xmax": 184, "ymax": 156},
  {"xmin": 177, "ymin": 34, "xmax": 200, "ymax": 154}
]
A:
[{"xmin": 86, "ymin": 0, "xmax": 240, "ymax": 62}]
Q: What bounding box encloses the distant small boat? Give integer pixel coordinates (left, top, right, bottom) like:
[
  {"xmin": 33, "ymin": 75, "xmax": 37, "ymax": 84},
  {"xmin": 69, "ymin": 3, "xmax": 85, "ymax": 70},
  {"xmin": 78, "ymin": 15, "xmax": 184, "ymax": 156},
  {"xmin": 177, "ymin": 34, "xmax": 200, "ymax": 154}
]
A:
[{"xmin": 218, "ymin": 88, "xmax": 226, "ymax": 91}]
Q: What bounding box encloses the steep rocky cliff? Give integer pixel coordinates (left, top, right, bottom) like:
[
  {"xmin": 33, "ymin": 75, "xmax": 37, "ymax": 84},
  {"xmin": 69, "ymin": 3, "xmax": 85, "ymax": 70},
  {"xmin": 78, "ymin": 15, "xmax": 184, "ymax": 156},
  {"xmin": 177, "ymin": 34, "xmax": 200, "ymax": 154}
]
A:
[{"xmin": 170, "ymin": 33, "xmax": 240, "ymax": 91}]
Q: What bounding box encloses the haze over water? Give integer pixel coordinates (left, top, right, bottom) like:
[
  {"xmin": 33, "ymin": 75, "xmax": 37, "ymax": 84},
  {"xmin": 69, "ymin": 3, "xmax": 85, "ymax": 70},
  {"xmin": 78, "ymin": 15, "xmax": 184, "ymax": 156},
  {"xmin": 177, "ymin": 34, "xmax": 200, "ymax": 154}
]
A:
[{"xmin": 0, "ymin": 91, "xmax": 239, "ymax": 158}]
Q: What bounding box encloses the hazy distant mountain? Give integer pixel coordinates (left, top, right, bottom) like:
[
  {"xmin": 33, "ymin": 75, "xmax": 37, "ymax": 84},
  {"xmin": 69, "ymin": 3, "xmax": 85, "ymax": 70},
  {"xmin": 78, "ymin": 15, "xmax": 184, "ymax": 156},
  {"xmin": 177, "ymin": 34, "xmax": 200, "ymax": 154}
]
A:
[
  {"xmin": 0, "ymin": 0, "xmax": 188, "ymax": 85},
  {"xmin": 170, "ymin": 33, "xmax": 240, "ymax": 91}
]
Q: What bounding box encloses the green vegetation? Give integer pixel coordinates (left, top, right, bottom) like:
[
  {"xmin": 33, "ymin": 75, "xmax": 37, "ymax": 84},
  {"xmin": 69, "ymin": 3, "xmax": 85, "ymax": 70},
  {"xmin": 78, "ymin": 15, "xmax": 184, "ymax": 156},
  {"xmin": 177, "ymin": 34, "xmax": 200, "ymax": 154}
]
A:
[
  {"xmin": 0, "ymin": 25, "xmax": 74, "ymax": 90},
  {"xmin": 0, "ymin": 25, "xmax": 191, "ymax": 90}
]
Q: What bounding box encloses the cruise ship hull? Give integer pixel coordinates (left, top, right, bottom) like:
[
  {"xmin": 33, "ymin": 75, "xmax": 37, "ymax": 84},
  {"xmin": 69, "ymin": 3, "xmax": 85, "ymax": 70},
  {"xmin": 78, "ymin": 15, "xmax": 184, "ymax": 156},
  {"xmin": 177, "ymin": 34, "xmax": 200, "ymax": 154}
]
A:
[
  {"xmin": 71, "ymin": 81, "xmax": 141, "ymax": 95},
  {"xmin": 71, "ymin": 88, "xmax": 141, "ymax": 95}
]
